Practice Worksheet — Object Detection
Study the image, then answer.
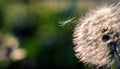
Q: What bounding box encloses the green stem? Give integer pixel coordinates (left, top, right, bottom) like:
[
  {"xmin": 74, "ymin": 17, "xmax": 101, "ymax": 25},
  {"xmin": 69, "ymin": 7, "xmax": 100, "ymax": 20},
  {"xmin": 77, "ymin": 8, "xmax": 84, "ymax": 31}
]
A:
[{"xmin": 111, "ymin": 64, "xmax": 116, "ymax": 69}]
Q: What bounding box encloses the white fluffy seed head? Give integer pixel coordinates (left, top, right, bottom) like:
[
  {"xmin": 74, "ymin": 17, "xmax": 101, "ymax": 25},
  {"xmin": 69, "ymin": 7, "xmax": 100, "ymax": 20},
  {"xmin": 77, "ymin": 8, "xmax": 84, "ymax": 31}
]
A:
[{"xmin": 73, "ymin": 2, "xmax": 120, "ymax": 67}]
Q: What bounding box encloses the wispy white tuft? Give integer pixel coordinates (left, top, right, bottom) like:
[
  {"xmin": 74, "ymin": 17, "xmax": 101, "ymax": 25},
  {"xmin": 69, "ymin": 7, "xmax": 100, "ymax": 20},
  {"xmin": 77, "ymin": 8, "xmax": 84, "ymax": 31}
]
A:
[
  {"xmin": 58, "ymin": 17, "xmax": 77, "ymax": 27},
  {"xmin": 73, "ymin": 2, "xmax": 120, "ymax": 68}
]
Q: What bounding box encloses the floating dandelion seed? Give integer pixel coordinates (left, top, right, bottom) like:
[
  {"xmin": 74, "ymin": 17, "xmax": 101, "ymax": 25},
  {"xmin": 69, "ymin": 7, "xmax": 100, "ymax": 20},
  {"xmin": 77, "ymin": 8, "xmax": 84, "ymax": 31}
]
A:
[
  {"xmin": 73, "ymin": 2, "xmax": 120, "ymax": 68},
  {"xmin": 58, "ymin": 17, "xmax": 77, "ymax": 27}
]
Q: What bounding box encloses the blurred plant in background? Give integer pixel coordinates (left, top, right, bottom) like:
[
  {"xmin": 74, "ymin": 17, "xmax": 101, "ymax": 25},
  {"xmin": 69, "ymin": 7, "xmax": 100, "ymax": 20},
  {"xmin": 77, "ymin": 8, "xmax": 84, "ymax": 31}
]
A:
[{"xmin": 0, "ymin": 0, "xmax": 108, "ymax": 69}]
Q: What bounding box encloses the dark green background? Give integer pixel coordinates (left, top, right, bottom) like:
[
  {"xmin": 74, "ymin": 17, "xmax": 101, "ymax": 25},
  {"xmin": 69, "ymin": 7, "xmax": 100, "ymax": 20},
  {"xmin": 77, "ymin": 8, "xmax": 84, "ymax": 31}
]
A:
[{"xmin": 0, "ymin": 0, "xmax": 100, "ymax": 69}]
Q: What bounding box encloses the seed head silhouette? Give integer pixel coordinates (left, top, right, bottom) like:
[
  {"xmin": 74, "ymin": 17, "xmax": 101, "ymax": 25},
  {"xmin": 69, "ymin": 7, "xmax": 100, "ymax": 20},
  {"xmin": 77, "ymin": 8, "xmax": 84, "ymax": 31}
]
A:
[{"xmin": 73, "ymin": 3, "xmax": 120, "ymax": 68}]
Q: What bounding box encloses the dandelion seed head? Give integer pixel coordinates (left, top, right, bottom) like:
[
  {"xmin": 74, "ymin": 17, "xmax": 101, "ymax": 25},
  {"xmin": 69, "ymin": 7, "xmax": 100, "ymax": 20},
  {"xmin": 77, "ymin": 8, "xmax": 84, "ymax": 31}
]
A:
[{"xmin": 73, "ymin": 2, "xmax": 120, "ymax": 67}]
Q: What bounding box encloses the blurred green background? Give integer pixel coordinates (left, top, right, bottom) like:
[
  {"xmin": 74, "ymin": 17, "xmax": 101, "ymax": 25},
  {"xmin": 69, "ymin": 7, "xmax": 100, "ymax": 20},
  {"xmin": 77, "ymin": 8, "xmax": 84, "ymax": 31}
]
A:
[{"xmin": 0, "ymin": 0, "xmax": 102, "ymax": 69}]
